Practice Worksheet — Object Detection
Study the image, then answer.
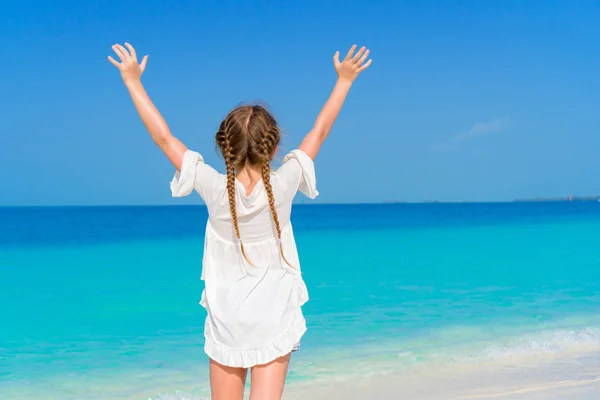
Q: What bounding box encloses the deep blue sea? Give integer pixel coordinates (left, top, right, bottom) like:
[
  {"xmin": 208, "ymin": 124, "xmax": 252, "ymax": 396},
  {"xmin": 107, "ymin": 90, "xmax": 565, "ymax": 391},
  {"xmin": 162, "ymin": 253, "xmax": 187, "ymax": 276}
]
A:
[{"xmin": 2, "ymin": 203, "xmax": 600, "ymax": 399}]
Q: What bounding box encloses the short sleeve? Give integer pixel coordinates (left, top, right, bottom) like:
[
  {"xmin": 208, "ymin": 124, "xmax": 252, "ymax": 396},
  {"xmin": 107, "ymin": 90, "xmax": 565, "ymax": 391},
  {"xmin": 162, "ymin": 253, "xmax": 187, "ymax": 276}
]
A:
[
  {"xmin": 276, "ymin": 149, "xmax": 319, "ymax": 199},
  {"xmin": 170, "ymin": 150, "xmax": 223, "ymax": 204}
]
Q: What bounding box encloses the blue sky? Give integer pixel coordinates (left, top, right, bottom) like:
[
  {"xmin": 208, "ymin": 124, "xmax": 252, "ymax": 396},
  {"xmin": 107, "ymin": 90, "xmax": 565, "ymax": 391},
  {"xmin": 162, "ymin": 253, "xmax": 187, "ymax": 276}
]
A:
[{"xmin": 1, "ymin": 0, "xmax": 599, "ymax": 205}]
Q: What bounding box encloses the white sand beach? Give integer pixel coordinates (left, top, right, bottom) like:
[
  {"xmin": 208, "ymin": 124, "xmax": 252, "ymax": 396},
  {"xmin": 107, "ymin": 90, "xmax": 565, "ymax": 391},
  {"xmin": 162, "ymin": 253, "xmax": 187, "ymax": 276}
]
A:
[{"xmin": 285, "ymin": 352, "xmax": 600, "ymax": 400}]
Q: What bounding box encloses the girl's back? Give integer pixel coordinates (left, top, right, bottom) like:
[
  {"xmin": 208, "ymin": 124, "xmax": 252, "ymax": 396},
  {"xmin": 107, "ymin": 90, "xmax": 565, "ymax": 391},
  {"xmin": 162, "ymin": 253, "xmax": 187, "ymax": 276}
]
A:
[{"xmin": 172, "ymin": 149, "xmax": 317, "ymax": 244}]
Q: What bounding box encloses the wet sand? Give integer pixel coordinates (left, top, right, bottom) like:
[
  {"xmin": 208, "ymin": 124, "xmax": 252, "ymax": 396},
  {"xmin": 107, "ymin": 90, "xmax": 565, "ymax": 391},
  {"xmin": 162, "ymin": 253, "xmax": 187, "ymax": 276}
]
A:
[{"xmin": 285, "ymin": 352, "xmax": 600, "ymax": 400}]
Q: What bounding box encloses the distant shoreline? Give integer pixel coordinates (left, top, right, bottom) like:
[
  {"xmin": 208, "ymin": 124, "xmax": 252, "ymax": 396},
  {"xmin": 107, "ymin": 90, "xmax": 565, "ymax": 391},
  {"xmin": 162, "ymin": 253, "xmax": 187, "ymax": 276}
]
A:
[
  {"xmin": 513, "ymin": 196, "xmax": 600, "ymax": 202},
  {"xmin": 2, "ymin": 198, "xmax": 600, "ymax": 208}
]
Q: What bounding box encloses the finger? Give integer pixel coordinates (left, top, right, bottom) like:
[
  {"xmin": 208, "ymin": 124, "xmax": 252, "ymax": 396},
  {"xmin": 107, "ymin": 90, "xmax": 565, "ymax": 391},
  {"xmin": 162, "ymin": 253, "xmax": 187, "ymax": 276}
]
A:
[
  {"xmin": 124, "ymin": 42, "xmax": 137, "ymax": 62},
  {"xmin": 333, "ymin": 51, "xmax": 340, "ymax": 66},
  {"xmin": 115, "ymin": 44, "xmax": 130, "ymax": 61},
  {"xmin": 344, "ymin": 44, "xmax": 357, "ymax": 60},
  {"xmin": 112, "ymin": 45, "xmax": 127, "ymax": 62},
  {"xmin": 140, "ymin": 55, "xmax": 149, "ymax": 72},
  {"xmin": 107, "ymin": 56, "xmax": 120, "ymax": 68},
  {"xmin": 358, "ymin": 49, "xmax": 370, "ymax": 65},
  {"xmin": 352, "ymin": 46, "xmax": 366, "ymax": 63},
  {"xmin": 357, "ymin": 59, "xmax": 372, "ymax": 72}
]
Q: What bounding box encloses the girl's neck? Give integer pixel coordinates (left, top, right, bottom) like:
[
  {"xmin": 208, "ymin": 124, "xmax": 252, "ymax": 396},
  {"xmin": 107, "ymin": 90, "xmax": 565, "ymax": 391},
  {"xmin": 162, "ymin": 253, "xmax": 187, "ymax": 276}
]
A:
[{"xmin": 236, "ymin": 166, "xmax": 263, "ymax": 196}]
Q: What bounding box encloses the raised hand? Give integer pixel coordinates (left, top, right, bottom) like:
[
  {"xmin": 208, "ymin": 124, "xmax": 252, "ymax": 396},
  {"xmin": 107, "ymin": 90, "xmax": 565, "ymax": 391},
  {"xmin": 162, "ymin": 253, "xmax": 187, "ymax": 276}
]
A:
[
  {"xmin": 108, "ymin": 43, "xmax": 148, "ymax": 85},
  {"xmin": 333, "ymin": 45, "xmax": 372, "ymax": 83}
]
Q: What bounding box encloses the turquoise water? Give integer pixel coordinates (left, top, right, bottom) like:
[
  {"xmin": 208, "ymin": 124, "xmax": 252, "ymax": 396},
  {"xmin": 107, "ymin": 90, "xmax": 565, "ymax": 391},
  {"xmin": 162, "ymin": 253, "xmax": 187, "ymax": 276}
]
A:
[{"xmin": 2, "ymin": 204, "xmax": 600, "ymax": 399}]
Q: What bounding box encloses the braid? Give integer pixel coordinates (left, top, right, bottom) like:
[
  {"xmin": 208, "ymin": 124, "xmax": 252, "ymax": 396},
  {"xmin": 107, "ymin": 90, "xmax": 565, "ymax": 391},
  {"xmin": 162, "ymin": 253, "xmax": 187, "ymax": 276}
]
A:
[
  {"xmin": 216, "ymin": 105, "xmax": 290, "ymax": 268},
  {"xmin": 260, "ymin": 125, "xmax": 295, "ymax": 268},
  {"xmin": 223, "ymin": 135, "xmax": 240, "ymax": 239},
  {"xmin": 217, "ymin": 121, "xmax": 253, "ymax": 266}
]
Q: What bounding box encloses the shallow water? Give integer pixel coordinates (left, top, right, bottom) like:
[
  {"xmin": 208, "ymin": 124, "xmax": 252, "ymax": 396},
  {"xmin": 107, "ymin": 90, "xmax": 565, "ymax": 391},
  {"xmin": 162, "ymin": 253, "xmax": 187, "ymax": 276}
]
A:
[{"xmin": 2, "ymin": 203, "xmax": 600, "ymax": 399}]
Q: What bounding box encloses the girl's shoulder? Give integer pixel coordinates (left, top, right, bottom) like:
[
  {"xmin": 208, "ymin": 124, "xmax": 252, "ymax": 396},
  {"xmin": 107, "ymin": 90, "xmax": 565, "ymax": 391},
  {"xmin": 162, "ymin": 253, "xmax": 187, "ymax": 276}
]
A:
[{"xmin": 274, "ymin": 149, "xmax": 319, "ymax": 200}]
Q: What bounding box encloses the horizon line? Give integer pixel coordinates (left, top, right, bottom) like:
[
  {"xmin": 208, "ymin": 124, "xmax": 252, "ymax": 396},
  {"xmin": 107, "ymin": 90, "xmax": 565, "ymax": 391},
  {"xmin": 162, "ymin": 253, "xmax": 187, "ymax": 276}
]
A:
[{"xmin": 1, "ymin": 198, "xmax": 599, "ymax": 208}]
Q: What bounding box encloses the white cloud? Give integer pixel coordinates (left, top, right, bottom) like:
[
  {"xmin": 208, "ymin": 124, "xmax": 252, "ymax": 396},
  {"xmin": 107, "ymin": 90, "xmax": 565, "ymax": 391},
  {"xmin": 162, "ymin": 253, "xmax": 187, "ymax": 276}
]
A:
[{"xmin": 432, "ymin": 117, "xmax": 511, "ymax": 151}]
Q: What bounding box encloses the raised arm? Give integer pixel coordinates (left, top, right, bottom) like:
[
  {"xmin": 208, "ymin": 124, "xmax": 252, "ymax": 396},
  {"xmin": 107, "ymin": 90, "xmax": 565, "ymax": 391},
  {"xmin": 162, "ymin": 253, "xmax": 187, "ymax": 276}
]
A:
[
  {"xmin": 108, "ymin": 43, "xmax": 187, "ymax": 171},
  {"xmin": 299, "ymin": 45, "xmax": 372, "ymax": 160}
]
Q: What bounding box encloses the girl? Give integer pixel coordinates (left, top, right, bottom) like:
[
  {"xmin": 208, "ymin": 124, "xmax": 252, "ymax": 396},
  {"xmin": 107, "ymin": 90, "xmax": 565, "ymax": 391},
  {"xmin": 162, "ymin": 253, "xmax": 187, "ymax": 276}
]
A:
[{"xmin": 108, "ymin": 42, "xmax": 371, "ymax": 400}]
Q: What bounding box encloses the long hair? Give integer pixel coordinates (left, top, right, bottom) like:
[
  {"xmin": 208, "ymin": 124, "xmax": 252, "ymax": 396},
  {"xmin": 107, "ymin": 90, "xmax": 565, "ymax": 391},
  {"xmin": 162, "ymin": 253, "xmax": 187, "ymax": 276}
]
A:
[{"xmin": 215, "ymin": 105, "xmax": 293, "ymax": 267}]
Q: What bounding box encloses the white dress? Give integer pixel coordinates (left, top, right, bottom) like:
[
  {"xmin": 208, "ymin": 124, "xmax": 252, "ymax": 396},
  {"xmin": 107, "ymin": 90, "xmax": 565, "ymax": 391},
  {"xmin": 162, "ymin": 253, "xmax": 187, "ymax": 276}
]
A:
[{"xmin": 170, "ymin": 149, "xmax": 318, "ymax": 368}]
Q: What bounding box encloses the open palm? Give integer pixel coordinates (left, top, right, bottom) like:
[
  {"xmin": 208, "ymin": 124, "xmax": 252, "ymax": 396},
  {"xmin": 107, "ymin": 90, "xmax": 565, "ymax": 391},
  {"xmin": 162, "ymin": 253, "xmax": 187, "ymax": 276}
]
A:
[
  {"xmin": 333, "ymin": 45, "xmax": 372, "ymax": 82},
  {"xmin": 108, "ymin": 43, "xmax": 148, "ymax": 84}
]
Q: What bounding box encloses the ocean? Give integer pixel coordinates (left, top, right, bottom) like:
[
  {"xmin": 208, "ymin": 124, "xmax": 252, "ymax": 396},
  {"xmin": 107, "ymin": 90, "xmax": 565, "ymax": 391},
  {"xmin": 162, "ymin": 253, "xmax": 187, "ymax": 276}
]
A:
[{"xmin": 2, "ymin": 203, "xmax": 600, "ymax": 399}]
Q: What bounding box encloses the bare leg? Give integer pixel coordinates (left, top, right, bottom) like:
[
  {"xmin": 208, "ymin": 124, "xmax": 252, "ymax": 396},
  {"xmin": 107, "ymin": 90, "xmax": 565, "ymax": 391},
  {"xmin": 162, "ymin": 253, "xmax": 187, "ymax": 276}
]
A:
[
  {"xmin": 249, "ymin": 353, "xmax": 291, "ymax": 400},
  {"xmin": 209, "ymin": 358, "xmax": 248, "ymax": 400}
]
